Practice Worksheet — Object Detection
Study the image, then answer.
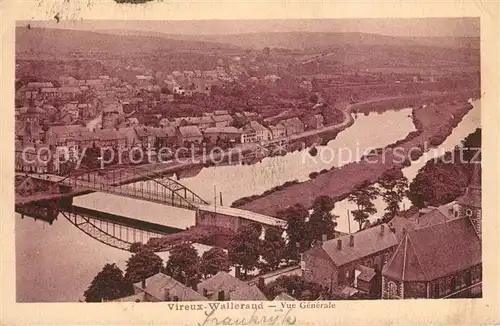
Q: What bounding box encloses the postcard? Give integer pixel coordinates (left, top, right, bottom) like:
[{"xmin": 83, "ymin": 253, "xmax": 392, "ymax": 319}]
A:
[{"xmin": 1, "ymin": 1, "xmax": 499, "ymax": 325}]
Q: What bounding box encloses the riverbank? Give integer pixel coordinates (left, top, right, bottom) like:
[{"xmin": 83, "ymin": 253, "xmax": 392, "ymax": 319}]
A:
[
  {"xmin": 235, "ymin": 95, "xmax": 478, "ymax": 218},
  {"xmin": 100, "ymin": 89, "xmax": 479, "ymax": 184}
]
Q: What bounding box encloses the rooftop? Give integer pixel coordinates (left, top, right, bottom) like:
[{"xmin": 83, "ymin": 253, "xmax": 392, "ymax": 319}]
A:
[
  {"xmin": 229, "ymin": 284, "xmax": 267, "ymax": 301},
  {"xmin": 198, "ymin": 272, "xmax": 246, "ymax": 298},
  {"xmin": 133, "ymin": 273, "xmax": 207, "ymax": 301},
  {"xmin": 178, "ymin": 125, "xmax": 203, "ymax": 138},
  {"xmin": 382, "ymin": 218, "xmax": 481, "ymax": 282},
  {"xmin": 212, "ymin": 115, "xmax": 234, "ymax": 123},
  {"xmin": 204, "ymin": 126, "xmax": 240, "ymax": 134},
  {"xmin": 313, "ymin": 224, "xmax": 398, "ymax": 267}
]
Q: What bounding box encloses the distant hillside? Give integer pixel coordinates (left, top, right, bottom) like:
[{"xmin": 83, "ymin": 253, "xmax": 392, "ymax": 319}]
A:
[
  {"xmin": 103, "ymin": 31, "xmax": 480, "ymax": 50},
  {"xmin": 15, "ymin": 27, "xmax": 240, "ymax": 55}
]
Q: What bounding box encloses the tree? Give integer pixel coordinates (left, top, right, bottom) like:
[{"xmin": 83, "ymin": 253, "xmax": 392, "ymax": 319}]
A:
[
  {"xmin": 408, "ymin": 160, "xmax": 469, "ymax": 208},
  {"xmin": 348, "ymin": 183, "xmax": 380, "ymax": 230},
  {"xmin": 129, "ymin": 242, "xmax": 144, "ymax": 253},
  {"xmin": 124, "ymin": 249, "xmax": 163, "ymax": 284},
  {"xmin": 378, "ymin": 169, "xmax": 409, "ymax": 220},
  {"xmin": 281, "ymin": 204, "xmax": 311, "ymax": 261},
  {"xmin": 84, "ymin": 263, "xmax": 133, "ymax": 302},
  {"xmin": 260, "ymin": 228, "xmax": 286, "ymax": 273},
  {"xmin": 199, "ymin": 247, "xmax": 230, "ymax": 278},
  {"xmin": 228, "ymin": 224, "xmax": 261, "ymax": 279},
  {"xmin": 165, "ymin": 242, "xmax": 200, "ymax": 285},
  {"xmin": 308, "ymin": 195, "xmax": 338, "ymax": 241}
]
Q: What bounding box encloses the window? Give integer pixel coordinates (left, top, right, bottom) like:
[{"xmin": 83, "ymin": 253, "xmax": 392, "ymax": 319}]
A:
[
  {"xmin": 388, "ymin": 281, "xmax": 398, "ymax": 297},
  {"xmin": 466, "ymin": 209, "xmax": 473, "ymax": 217}
]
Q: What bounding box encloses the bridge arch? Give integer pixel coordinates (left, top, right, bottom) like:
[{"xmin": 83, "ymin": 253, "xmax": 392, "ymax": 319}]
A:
[
  {"xmin": 60, "ymin": 210, "xmax": 174, "ymax": 251},
  {"xmin": 54, "ymin": 165, "xmax": 209, "ymax": 210}
]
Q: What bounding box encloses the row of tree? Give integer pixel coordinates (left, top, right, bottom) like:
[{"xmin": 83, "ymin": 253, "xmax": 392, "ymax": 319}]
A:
[{"xmin": 84, "ymin": 244, "xmax": 230, "ymax": 302}]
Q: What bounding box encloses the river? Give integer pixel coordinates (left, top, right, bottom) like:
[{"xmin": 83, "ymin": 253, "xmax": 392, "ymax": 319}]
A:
[{"xmin": 15, "ymin": 101, "xmax": 480, "ymax": 302}]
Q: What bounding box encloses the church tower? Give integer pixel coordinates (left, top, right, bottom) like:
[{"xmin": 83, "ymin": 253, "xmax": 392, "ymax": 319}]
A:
[{"xmin": 457, "ymin": 163, "xmax": 482, "ymax": 239}]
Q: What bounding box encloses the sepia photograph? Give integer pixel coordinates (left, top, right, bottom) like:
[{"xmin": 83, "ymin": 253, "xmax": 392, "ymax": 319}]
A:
[{"xmin": 12, "ymin": 17, "xmax": 484, "ymax": 306}]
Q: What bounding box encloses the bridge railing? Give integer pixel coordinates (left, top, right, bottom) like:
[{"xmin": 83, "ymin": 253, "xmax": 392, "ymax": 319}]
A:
[{"xmin": 56, "ymin": 168, "xmax": 208, "ymax": 210}]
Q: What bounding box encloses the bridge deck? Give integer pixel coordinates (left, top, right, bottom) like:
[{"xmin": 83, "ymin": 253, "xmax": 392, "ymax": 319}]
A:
[
  {"xmin": 198, "ymin": 204, "xmax": 285, "ymax": 228},
  {"xmin": 19, "ymin": 173, "xmax": 285, "ymax": 228}
]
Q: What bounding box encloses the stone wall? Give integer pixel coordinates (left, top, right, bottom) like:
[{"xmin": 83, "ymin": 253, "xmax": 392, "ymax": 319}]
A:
[
  {"xmin": 302, "ymin": 251, "xmax": 337, "ymax": 290},
  {"xmin": 195, "ymin": 209, "xmax": 241, "ymax": 232}
]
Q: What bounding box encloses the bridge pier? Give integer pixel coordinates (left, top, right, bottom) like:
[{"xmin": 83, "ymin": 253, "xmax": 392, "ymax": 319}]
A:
[{"xmin": 195, "ymin": 209, "xmax": 242, "ymax": 232}]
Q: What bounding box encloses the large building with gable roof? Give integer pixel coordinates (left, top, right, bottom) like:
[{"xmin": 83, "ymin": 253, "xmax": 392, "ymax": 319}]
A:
[{"xmin": 381, "ymin": 164, "xmax": 482, "ymax": 299}]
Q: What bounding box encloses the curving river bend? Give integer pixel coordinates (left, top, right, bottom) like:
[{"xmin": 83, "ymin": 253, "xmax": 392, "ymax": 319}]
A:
[{"xmin": 16, "ymin": 100, "xmax": 480, "ymax": 302}]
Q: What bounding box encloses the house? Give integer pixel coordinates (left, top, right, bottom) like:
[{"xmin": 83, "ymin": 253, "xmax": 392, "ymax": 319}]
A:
[
  {"xmin": 180, "ymin": 116, "xmax": 215, "ymax": 131},
  {"xmin": 153, "ymin": 126, "xmax": 177, "ymax": 148},
  {"xmin": 214, "ymin": 110, "xmax": 229, "ymax": 116},
  {"xmin": 45, "ymin": 125, "xmax": 88, "ymax": 148},
  {"xmin": 93, "ymin": 128, "xmax": 129, "ymax": 149},
  {"xmin": 229, "ymin": 284, "xmax": 267, "ymax": 301},
  {"xmin": 307, "ymin": 114, "xmax": 325, "ymax": 130},
  {"xmin": 178, "ymin": 125, "xmax": 203, "ymax": 146},
  {"xmin": 127, "ymin": 117, "xmax": 139, "ymax": 126},
  {"xmin": 117, "ymin": 273, "xmax": 208, "ymax": 302},
  {"xmin": 388, "ymin": 203, "xmax": 458, "ymax": 241},
  {"xmin": 15, "ymin": 142, "xmax": 52, "ymax": 173},
  {"xmin": 58, "ymin": 86, "xmax": 82, "ymax": 99},
  {"xmin": 243, "ymin": 111, "xmax": 258, "ymax": 119},
  {"xmin": 299, "ymin": 80, "xmax": 313, "ymax": 91},
  {"xmin": 192, "ymin": 78, "xmax": 212, "ymax": 96},
  {"xmin": 302, "ymin": 224, "xmax": 398, "ymax": 293},
  {"xmin": 382, "ymin": 218, "xmax": 482, "ymax": 299},
  {"xmin": 240, "ymin": 121, "xmax": 271, "ymax": 143},
  {"xmin": 102, "ymin": 102, "xmax": 124, "ymax": 115},
  {"xmin": 59, "ymin": 76, "xmax": 78, "ymax": 86},
  {"xmin": 280, "ymin": 117, "xmax": 305, "ymax": 136},
  {"xmin": 134, "ymin": 127, "xmax": 157, "ymax": 149},
  {"xmin": 382, "ymin": 166, "xmax": 482, "ymax": 299},
  {"xmin": 27, "ymin": 81, "xmax": 54, "ymax": 89},
  {"xmin": 60, "ymin": 103, "xmax": 80, "ymax": 122},
  {"xmin": 203, "ymin": 127, "xmax": 241, "ymax": 145},
  {"xmin": 269, "ymin": 124, "xmax": 286, "ymax": 139},
  {"xmin": 40, "ymin": 87, "xmax": 59, "ymax": 98},
  {"xmin": 198, "ymin": 271, "xmax": 247, "ymax": 300},
  {"xmin": 77, "ymin": 103, "xmax": 96, "ymax": 120},
  {"xmin": 159, "ymin": 118, "xmax": 171, "ymax": 127},
  {"xmin": 211, "ymin": 114, "xmax": 234, "ymax": 128}
]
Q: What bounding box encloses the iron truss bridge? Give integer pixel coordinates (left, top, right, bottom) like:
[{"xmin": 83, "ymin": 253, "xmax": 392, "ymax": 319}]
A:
[
  {"xmin": 28, "ymin": 166, "xmax": 209, "ymax": 210},
  {"xmin": 60, "ymin": 205, "xmax": 183, "ymax": 251}
]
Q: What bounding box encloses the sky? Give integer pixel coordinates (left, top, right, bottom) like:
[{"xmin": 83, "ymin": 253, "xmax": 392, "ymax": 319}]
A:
[{"xmin": 18, "ymin": 18, "xmax": 480, "ymax": 37}]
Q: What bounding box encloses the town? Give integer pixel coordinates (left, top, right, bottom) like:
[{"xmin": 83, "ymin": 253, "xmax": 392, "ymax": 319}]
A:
[{"xmin": 14, "ymin": 20, "xmax": 482, "ymax": 304}]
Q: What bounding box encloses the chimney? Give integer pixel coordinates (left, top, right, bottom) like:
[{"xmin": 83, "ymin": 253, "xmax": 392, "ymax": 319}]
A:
[
  {"xmin": 380, "ymin": 225, "xmax": 385, "ymax": 236},
  {"xmin": 203, "ymin": 288, "xmax": 208, "ymax": 297},
  {"xmin": 141, "ymin": 279, "xmax": 146, "ymax": 289},
  {"xmin": 258, "ymin": 277, "xmax": 265, "ymax": 289},
  {"xmin": 322, "ymin": 234, "xmax": 327, "ymax": 242},
  {"xmin": 349, "ymin": 235, "xmax": 354, "ymax": 247},
  {"xmin": 164, "ymin": 288, "xmax": 170, "ymax": 301},
  {"xmin": 218, "ymin": 290, "xmax": 225, "ymax": 301},
  {"xmin": 337, "ymin": 239, "xmax": 342, "ymax": 250},
  {"xmin": 191, "ymin": 282, "xmax": 198, "ymax": 292},
  {"xmin": 235, "ymin": 266, "xmax": 241, "ymax": 279}
]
